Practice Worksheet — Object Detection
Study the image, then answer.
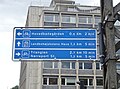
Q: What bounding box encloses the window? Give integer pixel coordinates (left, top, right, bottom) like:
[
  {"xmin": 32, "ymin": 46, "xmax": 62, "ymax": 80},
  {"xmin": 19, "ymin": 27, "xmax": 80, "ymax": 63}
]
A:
[
  {"xmin": 96, "ymin": 78, "xmax": 103, "ymax": 86},
  {"xmin": 44, "ymin": 15, "xmax": 53, "ymax": 22},
  {"xmin": 54, "ymin": 62, "xmax": 58, "ymax": 68},
  {"xmin": 89, "ymin": 79, "xmax": 93, "ymax": 85},
  {"xmin": 80, "ymin": 79, "xmax": 88, "ymax": 85},
  {"xmin": 43, "ymin": 77, "xmax": 58, "ymax": 85},
  {"xmin": 79, "ymin": 16, "xmax": 92, "ymax": 24},
  {"xmin": 62, "ymin": 62, "xmax": 70, "ymax": 68},
  {"xmin": 61, "ymin": 77, "xmax": 75, "ymax": 85},
  {"xmin": 62, "ymin": 15, "xmax": 76, "ymax": 23},
  {"xmin": 84, "ymin": 63, "xmax": 92, "ymax": 69},
  {"xmin": 44, "ymin": 61, "xmax": 58, "ymax": 68},
  {"xmin": 79, "ymin": 62, "xmax": 92, "ymax": 69},
  {"xmin": 61, "ymin": 78, "xmax": 65, "ymax": 85},
  {"xmin": 49, "ymin": 78, "xmax": 58, "ymax": 85},
  {"xmin": 79, "ymin": 62, "xmax": 83, "ymax": 69},
  {"xmin": 116, "ymin": 63, "xmax": 120, "ymax": 70},
  {"xmin": 79, "ymin": 16, "xmax": 87, "ymax": 23},
  {"xmin": 72, "ymin": 62, "xmax": 75, "ymax": 69},
  {"xmin": 44, "ymin": 14, "xmax": 59, "ymax": 22},
  {"xmin": 55, "ymin": 15, "xmax": 59, "ymax": 22},
  {"xmin": 43, "ymin": 78, "xmax": 47, "ymax": 85},
  {"xmin": 96, "ymin": 63, "xmax": 101, "ymax": 70},
  {"xmin": 95, "ymin": 16, "xmax": 101, "ymax": 24},
  {"xmin": 88, "ymin": 16, "xmax": 92, "ymax": 23},
  {"xmin": 67, "ymin": 78, "xmax": 76, "ymax": 85},
  {"xmin": 44, "ymin": 61, "xmax": 52, "ymax": 68},
  {"xmin": 62, "ymin": 62, "xmax": 75, "ymax": 69},
  {"xmin": 79, "ymin": 78, "xmax": 93, "ymax": 86}
]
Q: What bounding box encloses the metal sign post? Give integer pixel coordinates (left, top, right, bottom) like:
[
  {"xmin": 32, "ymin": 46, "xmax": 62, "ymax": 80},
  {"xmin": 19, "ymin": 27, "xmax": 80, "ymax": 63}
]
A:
[{"xmin": 100, "ymin": 0, "xmax": 120, "ymax": 89}]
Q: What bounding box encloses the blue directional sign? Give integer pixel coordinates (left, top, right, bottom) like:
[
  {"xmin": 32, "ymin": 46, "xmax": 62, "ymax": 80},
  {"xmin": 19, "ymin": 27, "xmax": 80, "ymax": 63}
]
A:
[
  {"xmin": 12, "ymin": 28, "xmax": 97, "ymax": 61},
  {"xmin": 15, "ymin": 39, "xmax": 96, "ymax": 48},
  {"xmin": 15, "ymin": 29, "xmax": 96, "ymax": 38},
  {"xmin": 14, "ymin": 50, "xmax": 96, "ymax": 60}
]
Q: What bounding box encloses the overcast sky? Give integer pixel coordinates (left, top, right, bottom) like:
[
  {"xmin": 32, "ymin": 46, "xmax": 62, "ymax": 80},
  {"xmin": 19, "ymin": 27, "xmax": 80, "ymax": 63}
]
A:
[{"xmin": 0, "ymin": 0, "xmax": 119, "ymax": 89}]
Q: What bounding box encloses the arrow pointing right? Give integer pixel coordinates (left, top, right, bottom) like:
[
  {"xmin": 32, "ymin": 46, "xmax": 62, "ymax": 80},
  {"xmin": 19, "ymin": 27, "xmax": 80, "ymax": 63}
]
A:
[{"xmin": 16, "ymin": 52, "xmax": 21, "ymax": 56}]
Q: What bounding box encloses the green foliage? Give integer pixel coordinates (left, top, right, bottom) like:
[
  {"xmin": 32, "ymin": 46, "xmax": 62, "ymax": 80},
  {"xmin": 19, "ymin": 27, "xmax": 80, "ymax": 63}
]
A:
[{"xmin": 11, "ymin": 85, "xmax": 19, "ymax": 89}]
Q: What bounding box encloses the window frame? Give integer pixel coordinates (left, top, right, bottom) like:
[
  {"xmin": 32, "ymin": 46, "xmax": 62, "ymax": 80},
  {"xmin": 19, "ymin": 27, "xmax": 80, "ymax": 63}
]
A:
[
  {"xmin": 84, "ymin": 62, "xmax": 93, "ymax": 69},
  {"xmin": 62, "ymin": 61, "xmax": 76, "ymax": 69},
  {"xmin": 94, "ymin": 16, "xmax": 101, "ymax": 25},
  {"xmin": 96, "ymin": 62, "xmax": 102, "ymax": 70},
  {"xmin": 79, "ymin": 15, "xmax": 93, "ymax": 24},
  {"xmin": 62, "ymin": 15, "xmax": 76, "ymax": 23},
  {"xmin": 43, "ymin": 61, "xmax": 58, "ymax": 69},
  {"xmin": 116, "ymin": 63, "xmax": 120, "ymax": 70},
  {"xmin": 43, "ymin": 77, "xmax": 58, "ymax": 85},
  {"xmin": 44, "ymin": 14, "xmax": 59, "ymax": 22},
  {"xmin": 79, "ymin": 62, "xmax": 93, "ymax": 70},
  {"xmin": 96, "ymin": 78, "xmax": 103, "ymax": 86},
  {"xmin": 61, "ymin": 77, "xmax": 76, "ymax": 85},
  {"xmin": 79, "ymin": 78, "xmax": 93, "ymax": 86}
]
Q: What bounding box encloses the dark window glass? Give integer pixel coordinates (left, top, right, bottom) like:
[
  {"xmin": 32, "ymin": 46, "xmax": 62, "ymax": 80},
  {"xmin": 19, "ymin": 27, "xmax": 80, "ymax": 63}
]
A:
[
  {"xmin": 89, "ymin": 79, "xmax": 93, "ymax": 85},
  {"xmin": 62, "ymin": 62, "xmax": 70, "ymax": 68},
  {"xmin": 84, "ymin": 63, "xmax": 92, "ymax": 69},
  {"xmin": 96, "ymin": 79, "xmax": 103, "ymax": 86},
  {"xmin": 80, "ymin": 79, "xmax": 88, "ymax": 85},
  {"xmin": 72, "ymin": 62, "xmax": 75, "ymax": 69},
  {"xmin": 67, "ymin": 82, "xmax": 75, "ymax": 85},
  {"xmin": 79, "ymin": 63, "xmax": 83, "ymax": 69},
  {"xmin": 49, "ymin": 78, "xmax": 58, "ymax": 85},
  {"xmin": 61, "ymin": 78, "xmax": 65, "ymax": 85},
  {"xmin": 43, "ymin": 78, "xmax": 47, "ymax": 85},
  {"xmin": 96, "ymin": 63, "xmax": 100, "ymax": 69}
]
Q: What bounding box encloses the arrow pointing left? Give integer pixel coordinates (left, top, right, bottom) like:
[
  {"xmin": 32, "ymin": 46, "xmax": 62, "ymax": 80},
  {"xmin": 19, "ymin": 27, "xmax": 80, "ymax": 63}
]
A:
[
  {"xmin": 17, "ymin": 32, "xmax": 22, "ymax": 36},
  {"xmin": 16, "ymin": 52, "xmax": 21, "ymax": 56}
]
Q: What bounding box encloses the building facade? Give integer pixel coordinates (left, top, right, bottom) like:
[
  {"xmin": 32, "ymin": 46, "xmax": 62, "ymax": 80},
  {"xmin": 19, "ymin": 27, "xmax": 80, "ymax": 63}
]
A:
[{"xmin": 19, "ymin": 0, "xmax": 120, "ymax": 89}]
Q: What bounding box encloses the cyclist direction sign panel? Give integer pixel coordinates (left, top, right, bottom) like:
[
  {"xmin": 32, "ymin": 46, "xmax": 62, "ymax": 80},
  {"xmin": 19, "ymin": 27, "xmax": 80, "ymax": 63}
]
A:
[{"xmin": 12, "ymin": 28, "xmax": 97, "ymax": 61}]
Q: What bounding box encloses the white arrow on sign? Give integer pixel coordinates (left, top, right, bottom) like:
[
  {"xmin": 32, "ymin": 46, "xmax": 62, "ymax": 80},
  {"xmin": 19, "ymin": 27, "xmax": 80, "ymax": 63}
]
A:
[
  {"xmin": 17, "ymin": 32, "xmax": 22, "ymax": 36},
  {"xmin": 17, "ymin": 41, "xmax": 21, "ymax": 47},
  {"xmin": 16, "ymin": 52, "xmax": 21, "ymax": 56}
]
